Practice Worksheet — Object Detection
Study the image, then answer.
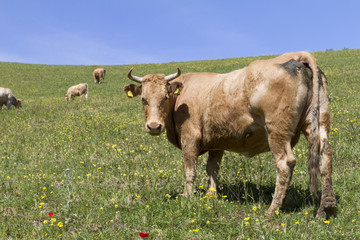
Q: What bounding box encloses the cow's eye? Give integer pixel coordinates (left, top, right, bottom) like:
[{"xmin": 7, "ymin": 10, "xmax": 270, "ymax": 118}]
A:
[{"xmin": 141, "ymin": 98, "xmax": 148, "ymax": 105}]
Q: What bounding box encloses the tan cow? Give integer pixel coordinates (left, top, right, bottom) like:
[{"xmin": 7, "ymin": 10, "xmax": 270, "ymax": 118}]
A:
[
  {"xmin": 123, "ymin": 51, "xmax": 336, "ymax": 218},
  {"xmin": 93, "ymin": 68, "xmax": 106, "ymax": 84},
  {"xmin": 0, "ymin": 87, "xmax": 22, "ymax": 110},
  {"xmin": 65, "ymin": 83, "xmax": 88, "ymax": 101}
]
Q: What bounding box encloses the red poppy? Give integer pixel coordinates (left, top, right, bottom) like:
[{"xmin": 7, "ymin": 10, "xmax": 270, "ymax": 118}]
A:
[
  {"xmin": 48, "ymin": 212, "xmax": 54, "ymax": 217},
  {"xmin": 138, "ymin": 232, "xmax": 149, "ymax": 238},
  {"xmin": 22, "ymin": 197, "xmax": 25, "ymax": 199}
]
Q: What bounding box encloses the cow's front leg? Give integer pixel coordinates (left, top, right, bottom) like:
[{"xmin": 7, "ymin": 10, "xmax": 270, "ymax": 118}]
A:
[
  {"xmin": 183, "ymin": 152, "xmax": 198, "ymax": 197},
  {"xmin": 266, "ymin": 135, "xmax": 296, "ymax": 216},
  {"xmin": 181, "ymin": 138, "xmax": 201, "ymax": 197},
  {"xmin": 206, "ymin": 150, "xmax": 224, "ymax": 192}
]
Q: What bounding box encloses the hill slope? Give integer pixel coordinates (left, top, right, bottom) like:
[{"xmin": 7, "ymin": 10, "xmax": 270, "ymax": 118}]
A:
[{"xmin": 0, "ymin": 49, "xmax": 359, "ymax": 239}]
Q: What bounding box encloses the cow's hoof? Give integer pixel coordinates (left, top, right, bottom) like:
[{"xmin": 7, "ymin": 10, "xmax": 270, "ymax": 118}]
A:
[
  {"xmin": 316, "ymin": 196, "xmax": 337, "ymax": 218},
  {"xmin": 316, "ymin": 205, "xmax": 336, "ymax": 218},
  {"xmin": 316, "ymin": 194, "xmax": 337, "ymax": 218}
]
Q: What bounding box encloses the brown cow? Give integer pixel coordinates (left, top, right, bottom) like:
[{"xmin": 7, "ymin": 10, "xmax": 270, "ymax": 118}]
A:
[
  {"xmin": 123, "ymin": 51, "xmax": 336, "ymax": 218},
  {"xmin": 65, "ymin": 83, "xmax": 88, "ymax": 101},
  {"xmin": 93, "ymin": 68, "xmax": 106, "ymax": 84},
  {"xmin": 0, "ymin": 87, "xmax": 22, "ymax": 110}
]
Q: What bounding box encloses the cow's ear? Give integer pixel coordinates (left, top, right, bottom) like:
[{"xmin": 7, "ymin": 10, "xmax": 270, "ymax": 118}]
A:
[
  {"xmin": 123, "ymin": 84, "xmax": 142, "ymax": 98},
  {"xmin": 168, "ymin": 82, "xmax": 183, "ymax": 95}
]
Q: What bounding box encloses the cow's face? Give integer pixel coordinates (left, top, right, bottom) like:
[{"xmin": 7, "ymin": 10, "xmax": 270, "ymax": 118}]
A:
[
  {"xmin": 124, "ymin": 68, "xmax": 182, "ymax": 136},
  {"xmin": 15, "ymin": 99, "xmax": 22, "ymax": 108}
]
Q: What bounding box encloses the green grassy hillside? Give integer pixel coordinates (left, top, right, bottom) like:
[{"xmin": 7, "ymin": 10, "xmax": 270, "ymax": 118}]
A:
[{"xmin": 0, "ymin": 49, "xmax": 359, "ymax": 239}]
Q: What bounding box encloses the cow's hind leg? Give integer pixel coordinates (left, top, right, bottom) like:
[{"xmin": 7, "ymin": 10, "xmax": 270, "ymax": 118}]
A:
[
  {"xmin": 206, "ymin": 150, "xmax": 224, "ymax": 192},
  {"xmin": 303, "ymin": 116, "xmax": 336, "ymax": 217},
  {"xmin": 317, "ymin": 122, "xmax": 336, "ymax": 217},
  {"xmin": 265, "ymin": 131, "xmax": 296, "ymax": 216}
]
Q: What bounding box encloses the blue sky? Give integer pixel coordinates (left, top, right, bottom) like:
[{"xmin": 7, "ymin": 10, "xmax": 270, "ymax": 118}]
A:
[{"xmin": 1, "ymin": 0, "xmax": 359, "ymax": 65}]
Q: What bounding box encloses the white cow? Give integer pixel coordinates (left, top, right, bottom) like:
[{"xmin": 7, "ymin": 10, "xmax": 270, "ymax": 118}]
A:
[
  {"xmin": 0, "ymin": 87, "xmax": 22, "ymax": 110},
  {"xmin": 65, "ymin": 83, "xmax": 88, "ymax": 101}
]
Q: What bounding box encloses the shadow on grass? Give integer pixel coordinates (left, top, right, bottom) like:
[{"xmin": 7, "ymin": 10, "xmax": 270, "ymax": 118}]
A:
[
  {"xmin": 164, "ymin": 181, "xmax": 340, "ymax": 216},
  {"xmin": 213, "ymin": 181, "xmax": 340, "ymax": 214}
]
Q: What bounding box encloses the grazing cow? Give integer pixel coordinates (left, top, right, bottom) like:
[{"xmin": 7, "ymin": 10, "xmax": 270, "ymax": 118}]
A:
[
  {"xmin": 65, "ymin": 83, "xmax": 88, "ymax": 101},
  {"xmin": 123, "ymin": 51, "xmax": 336, "ymax": 218},
  {"xmin": 0, "ymin": 87, "xmax": 22, "ymax": 110},
  {"xmin": 93, "ymin": 68, "xmax": 106, "ymax": 84}
]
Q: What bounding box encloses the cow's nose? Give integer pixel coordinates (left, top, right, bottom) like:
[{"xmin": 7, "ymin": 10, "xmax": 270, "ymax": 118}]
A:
[{"xmin": 147, "ymin": 122, "xmax": 162, "ymax": 133}]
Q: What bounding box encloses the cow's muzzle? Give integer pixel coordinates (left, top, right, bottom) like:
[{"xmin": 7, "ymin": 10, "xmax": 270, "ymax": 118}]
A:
[{"xmin": 146, "ymin": 122, "xmax": 163, "ymax": 135}]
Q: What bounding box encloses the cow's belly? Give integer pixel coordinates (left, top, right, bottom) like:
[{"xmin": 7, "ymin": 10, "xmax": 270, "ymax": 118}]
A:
[{"xmin": 203, "ymin": 121, "xmax": 270, "ymax": 157}]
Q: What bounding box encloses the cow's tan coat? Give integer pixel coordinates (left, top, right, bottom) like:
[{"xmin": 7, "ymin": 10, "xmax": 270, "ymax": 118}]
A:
[
  {"xmin": 65, "ymin": 83, "xmax": 88, "ymax": 101},
  {"xmin": 93, "ymin": 68, "xmax": 106, "ymax": 84},
  {"xmin": 0, "ymin": 87, "xmax": 22, "ymax": 110},
  {"xmin": 124, "ymin": 52, "xmax": 336, "ymax": 217}
]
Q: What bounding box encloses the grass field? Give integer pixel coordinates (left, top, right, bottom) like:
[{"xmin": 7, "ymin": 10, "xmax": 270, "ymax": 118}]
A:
[{"xmin": 0, "ymin": 49, "xmax": 359, "ymax": 239}]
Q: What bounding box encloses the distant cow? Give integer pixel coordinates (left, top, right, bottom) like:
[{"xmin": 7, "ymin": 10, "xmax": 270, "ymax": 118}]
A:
[
  {"xmin": 65, "ymin": 83, "xmax": 88, "ymax": 101},
  {"xmin": 0, "ymin": 87, "xmax": 22, "ymax": 110},
  {"xmin": 123, "ymin": 51, "xmax": 336, "ymax": 218},
  {"xmin": 93, "ymin": 68, "xmax": 106, "ymax": 84}
]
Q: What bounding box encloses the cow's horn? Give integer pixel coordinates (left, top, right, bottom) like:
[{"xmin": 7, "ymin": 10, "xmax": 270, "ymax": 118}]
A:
[
  {"xmin": 127, "ymin": 67, "xmax": 143, "ymax": 83},
  {"xmin": 165, "ymin": 68, "xmax": 181, "ymax": 81}
]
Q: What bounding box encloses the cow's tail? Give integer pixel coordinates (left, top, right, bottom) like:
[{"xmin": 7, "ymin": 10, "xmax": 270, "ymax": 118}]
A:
[{"xmin": 298, "ymin": 52, "xmax": 320, "ymax": 203}]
